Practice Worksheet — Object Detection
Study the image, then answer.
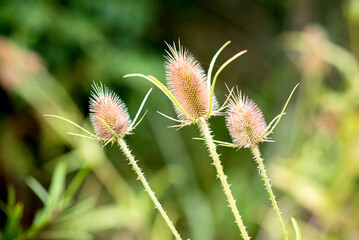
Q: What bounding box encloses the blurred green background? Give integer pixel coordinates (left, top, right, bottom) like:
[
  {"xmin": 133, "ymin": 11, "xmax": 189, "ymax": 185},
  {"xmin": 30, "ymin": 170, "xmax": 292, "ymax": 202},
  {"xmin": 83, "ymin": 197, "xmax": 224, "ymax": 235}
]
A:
[{"xmin": 1, "ymin": 0, "xmax": 359, "ymax": 239}]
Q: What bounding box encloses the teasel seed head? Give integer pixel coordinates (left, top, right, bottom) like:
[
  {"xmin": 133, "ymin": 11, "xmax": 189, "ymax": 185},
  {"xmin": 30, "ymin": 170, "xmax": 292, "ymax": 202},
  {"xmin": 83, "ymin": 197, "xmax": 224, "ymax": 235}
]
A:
[
  {"xmin": 89, "ymin": 83, "xmax": 131, "ymax": 139},
  {"xmin": 226, "ymin": 91, "xmax": 267, "ymax": 148},
  {"xmin": 165, "ymin": 43, "xmax": 217, "ymax": 122}
]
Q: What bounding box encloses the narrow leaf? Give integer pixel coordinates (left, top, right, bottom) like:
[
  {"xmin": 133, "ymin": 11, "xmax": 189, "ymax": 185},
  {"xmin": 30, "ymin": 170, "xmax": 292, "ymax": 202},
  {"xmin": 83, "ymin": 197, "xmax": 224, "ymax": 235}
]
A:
[
  {"xmin": 192, "ymin": 138, "xmax": 237, "ymax": 148},
  {"xmin": 124, "ymin": 74, "xmax": 195, "ymax": 122},
  {"xmin": 55, "ymin": 198, "xmax": 95, "ymax": 223},
  {"xmin": 46, "ymin": 162, "xmax": 67, "ymax": 211},
  {"xmin": 157, "ymin": 111, "xmax": 183, "ymax": 123},
  {"xmin": 291, "ymin": 217, "xmax": 302, "ymax": 240},
  {"xmin": 207, "ymin": 41, "xmax": 231, "ymax": 90},
  {"xmin": 124, "ymin": 74, "xmax": 175, "ymax": 106},
  {"xmin": 26, "ymin": 177, "xmax": 48, "ymax": 204},
  {"xmin": 263, "ymin": 83, "xmax": 299, "ymax": 139},
  {"xmin": 122, "ymin": 110, "xmax": 148, "ymax": 135},
  {"xmin": 257, "ymin": 113, "xmax": 286, "ymax": 142},
  {"xmin": 44, "ymin": 115, "xmax": 97, "ymax": 139},
  {"xmin": 207, "ymin": 50, "xmax": 247, "ymax": 117},
  {"xmin": 213, "ymin": 86, "xmax": 234, "ymax": 115},
  {"xmin": 66, "ymin": 132, "xmax": 99, "ymax": 141},
  {"xmin": 131, "ymin": 88, "xmax": 152, "ymax": 128},
  {"xmin": 64, "ymin": 166, "xmax": 91, "ymax": 205}
]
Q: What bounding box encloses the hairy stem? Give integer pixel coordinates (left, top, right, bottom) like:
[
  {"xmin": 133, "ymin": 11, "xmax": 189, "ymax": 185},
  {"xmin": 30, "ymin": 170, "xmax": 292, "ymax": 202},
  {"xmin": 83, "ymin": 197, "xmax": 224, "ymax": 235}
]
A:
[
  {"xmin": 198, "ymin": 120, "xmax": 250, "ymax": 240},
  {"xmin": 117, "ymin": 137, "xmax": 182, "ymax": 240},
  {"xmin": 250, "ymin": 145, "xmax": 288, "ymax": 240}
]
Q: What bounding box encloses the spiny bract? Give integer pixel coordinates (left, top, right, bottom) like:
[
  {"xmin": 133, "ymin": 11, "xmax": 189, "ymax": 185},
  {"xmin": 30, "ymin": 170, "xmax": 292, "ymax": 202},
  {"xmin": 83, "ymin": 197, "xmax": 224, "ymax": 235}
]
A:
[
  {"xmin": 226, "ymin": 91, "xmax": 267, "ymax": 148},
  {"xmin": 89, "ymin": 83, "xmax": 131, "ymax": 139},
  {"xmin": 165, "ymin": 43, "xmax": 216, "ymax": 122}
]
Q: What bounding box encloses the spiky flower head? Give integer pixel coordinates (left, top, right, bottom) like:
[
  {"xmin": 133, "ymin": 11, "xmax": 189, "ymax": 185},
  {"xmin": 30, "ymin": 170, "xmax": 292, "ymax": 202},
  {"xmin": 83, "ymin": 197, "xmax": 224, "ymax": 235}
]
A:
[
  {"xmin": 165, "ymin": 43, "xmax": 217, "ymax": 122},
  {"xmin": 226, "ymin": 91, "xmax": 267, "ymax": 148},
  {"xmin": 89, "ymin": 83, "xmax": 131, "ymax": 139}
]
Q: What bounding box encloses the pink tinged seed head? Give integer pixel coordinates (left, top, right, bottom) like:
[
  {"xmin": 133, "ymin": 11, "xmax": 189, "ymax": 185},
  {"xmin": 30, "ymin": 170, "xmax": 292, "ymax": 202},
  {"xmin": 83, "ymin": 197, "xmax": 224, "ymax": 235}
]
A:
[
  {"xmin": 89, "ymin": 83, "xmax": 131, "ymax": 139},
  {"xmin": 225, "ymin": 92, "xmax": 267, "ymax": 148},
  {"xmin": 165, "ymin": 43, "xmax": 216, "ymax": 121}
]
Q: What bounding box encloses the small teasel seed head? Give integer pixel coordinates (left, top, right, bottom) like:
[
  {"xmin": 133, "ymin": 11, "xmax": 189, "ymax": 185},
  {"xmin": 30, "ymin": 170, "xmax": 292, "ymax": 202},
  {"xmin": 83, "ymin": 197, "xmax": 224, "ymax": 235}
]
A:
[
  {"xmin": 89, "ymin": 83, "xmax": 131, "ymax": 139},
  {"xmin": 165, "ymin": 43, "xmax": 217, "ymax": 122},
  {"xmin": 225, "ymin": 91, "xmax": 267, "ymax": 148}
]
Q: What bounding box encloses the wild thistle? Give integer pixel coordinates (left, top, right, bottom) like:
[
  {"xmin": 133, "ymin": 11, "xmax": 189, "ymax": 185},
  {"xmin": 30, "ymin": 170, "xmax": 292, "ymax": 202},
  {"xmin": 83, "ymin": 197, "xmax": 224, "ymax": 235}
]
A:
[
  {"xmin": 89, "ymin": 83, "xmax": 131, "ymax": 139},
  {"xmin": 125, "ymin": 42, "xmax": 251, "ymax": 240},
  {"xmin": 165, "ymin": 43, "xmax": 217, "ymax": 123},
  {"xmin": 46, "ymin": 83, "xmax": 182, "ymax": 240},
  {"xmin": 223, "ymin": 86, "xmax": 299, "ymax": 240},
  {"xmin": 225, "ymin": 91, "xmax": 268, "ymax": 148}
]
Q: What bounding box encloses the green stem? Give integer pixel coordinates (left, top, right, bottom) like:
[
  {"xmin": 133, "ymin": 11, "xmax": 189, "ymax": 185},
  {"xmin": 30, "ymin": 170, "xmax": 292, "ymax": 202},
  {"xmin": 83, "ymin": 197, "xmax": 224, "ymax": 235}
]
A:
[
  {"xmin": 250, "ymin": 145, "xmax": 288, "ymax": 240},
  {"xmin": 197, "ymin": 120, "xmax": 250, "ymax": 240},
  {"xmin": 117, "ymin": 137, "xmax": 182, "ymax": 240}
]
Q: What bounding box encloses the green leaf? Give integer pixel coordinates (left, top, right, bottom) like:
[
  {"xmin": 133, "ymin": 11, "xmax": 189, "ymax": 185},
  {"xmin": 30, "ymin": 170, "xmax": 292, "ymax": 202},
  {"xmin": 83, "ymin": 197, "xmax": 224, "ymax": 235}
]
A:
[
  {"xmin": 27, "ymin": 163, "xmax": 67, "ymax": 238},
  {"xmin": 131, "ymin": 88, "xmax": 152, "ymax": 128},
  {"xmin": 2, "ymin": 187, "xmax": 24, "ymax": 239},
  {"xmin": 207, "ymin": 41, "xmax": 231, "ymax": 90},
  {"xmin": 257, "ymin": 83, "xmax": 299, "ymax": 142},
  {"xmin": 192, "ymin": 137, "xmax": 238, "ymax": 148},
  {"xmin": 123, "ymin": 110, "xmax": 148, "ymax": 135},
  {"xmin": 124, "ymin": 74, "xmax": 196, "ymax": 122},
  {"xmin": 44, "ymin": 115, "xmax": 100, "ymax": 140},
  {"xmin": 213, "ymin": 85, "xmax": 234, "ymax": 114},
  {"xmin": 66, "ymin": 132, "xmax": 98, "ymax": 140},
  {"xmin": 46, "ymin": 162, "xmax": 67, "ymax": 212},
  {"xmin": 291, "ymin": 217, "xmax": 302, "ymax": 240},
  {"xmin": 207, "ymin": 50, "xmax": 247, "ymax": 118},
  {"xmin": 64, "ymin": 166, "xmax": 91, "ymax": 205},
  {"xmin": 157, "ymin": 111, "xmax": 182, "ymax": 123},
  {"xmin": 54, "ymin": 198, "xmax": 96, "ymax": 223},
  {"xmin": 26, "ymin": 177, "xmax": 48, "ymax": 204}
]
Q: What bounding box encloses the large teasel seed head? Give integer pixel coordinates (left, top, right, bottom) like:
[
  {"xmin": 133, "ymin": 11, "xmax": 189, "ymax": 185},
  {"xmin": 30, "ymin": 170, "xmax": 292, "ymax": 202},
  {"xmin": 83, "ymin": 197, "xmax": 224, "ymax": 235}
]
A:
[
  {"xmin": 89, "ymin": 83, "xmax": 131, "ymax": 139},
  {"xmin": 165, "ymin": 43, "xmax": 216, "ymax": 121},
  {"xmin": 226, "ymin": 91, "xmax": 267, "ymax": 148}
]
